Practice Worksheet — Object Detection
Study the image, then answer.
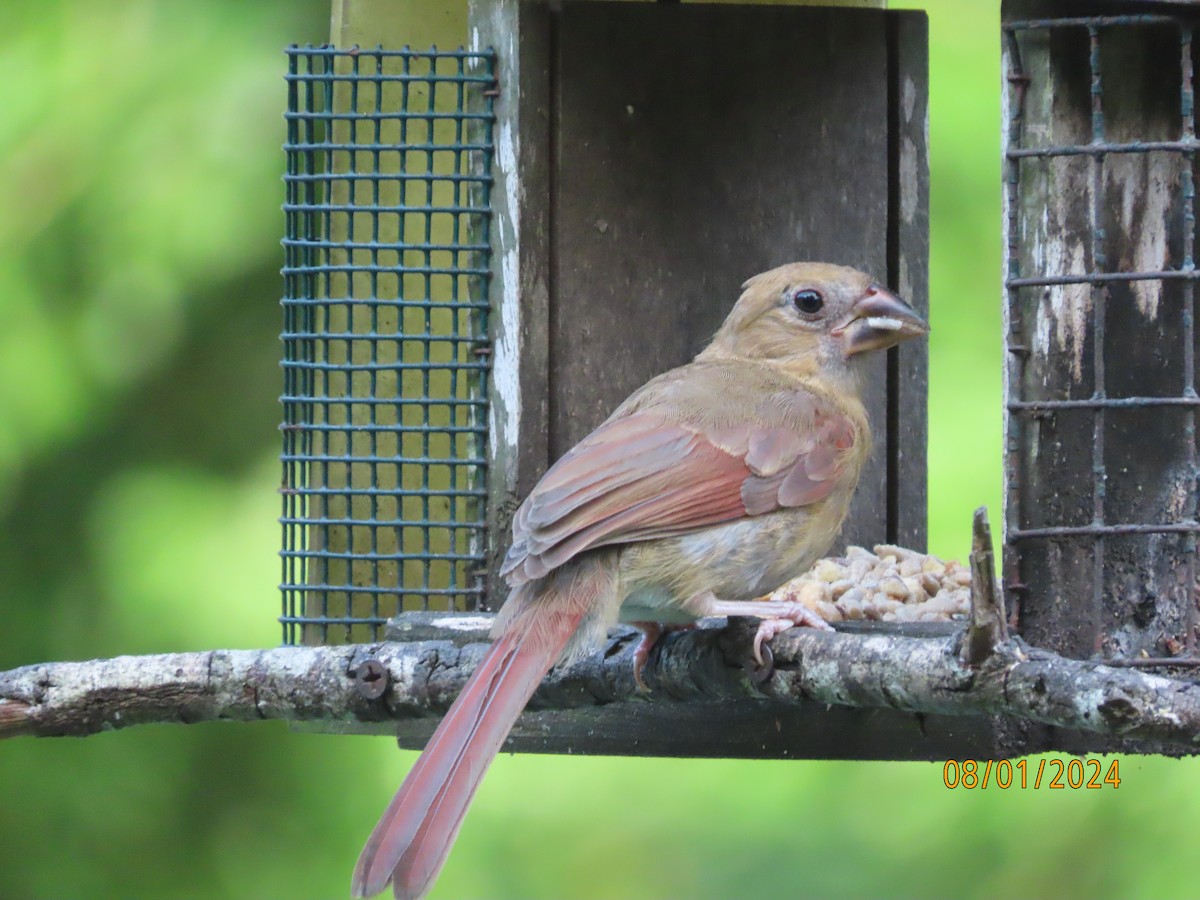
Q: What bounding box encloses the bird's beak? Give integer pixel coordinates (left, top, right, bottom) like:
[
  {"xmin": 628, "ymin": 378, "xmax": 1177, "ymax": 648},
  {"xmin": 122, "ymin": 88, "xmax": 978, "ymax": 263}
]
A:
[{"xmin": 833, "ymin": 283, "xmax": 929, "ymax": 356}]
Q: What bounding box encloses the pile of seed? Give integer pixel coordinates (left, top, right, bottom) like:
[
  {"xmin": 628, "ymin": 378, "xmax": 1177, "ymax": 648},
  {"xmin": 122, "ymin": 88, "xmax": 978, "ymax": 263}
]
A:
[{"xmin": 769, "ymin": 544, "xmax": 972, "ymax": 623}]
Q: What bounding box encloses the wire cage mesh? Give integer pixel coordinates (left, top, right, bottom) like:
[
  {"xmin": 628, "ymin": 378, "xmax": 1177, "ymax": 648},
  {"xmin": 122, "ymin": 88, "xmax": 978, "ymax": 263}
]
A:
[
  {"xmin": 1003, "ymin": 12, "xmax": 1200, "ymax": 668},
  {"xmin": 280, "ymin": 45, "xmax": 497, "ymax": 646}
]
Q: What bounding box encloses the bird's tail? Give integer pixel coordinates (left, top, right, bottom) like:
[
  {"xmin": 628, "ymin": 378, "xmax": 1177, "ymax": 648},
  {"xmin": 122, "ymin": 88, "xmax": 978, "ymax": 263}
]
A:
[{"xmin": 351, "ymin": 563, "xmax": 609, "ymax": 900}]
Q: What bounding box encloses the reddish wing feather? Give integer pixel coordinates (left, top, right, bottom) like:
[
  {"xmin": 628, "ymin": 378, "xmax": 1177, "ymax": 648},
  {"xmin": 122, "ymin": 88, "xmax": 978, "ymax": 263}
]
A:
[{"xmin": 502, "ymin": 402, "xmax": 854, "ymax": 584}]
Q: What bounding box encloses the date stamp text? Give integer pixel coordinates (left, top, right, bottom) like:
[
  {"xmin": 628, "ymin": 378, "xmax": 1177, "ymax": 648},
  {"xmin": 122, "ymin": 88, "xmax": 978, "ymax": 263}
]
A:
[{"xmin": 942, "ymin": 758, "xmax": 1121, "ymax": 790}]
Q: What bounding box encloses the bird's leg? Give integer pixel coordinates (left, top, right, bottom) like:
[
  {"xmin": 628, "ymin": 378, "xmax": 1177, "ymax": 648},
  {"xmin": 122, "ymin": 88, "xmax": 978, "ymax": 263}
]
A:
[
  {"xmin": 628, "ymin": 621, "xmax": 695, "ymax": 691},
  {"xmin": 629, "ymin": 622, "xmax": 662, "ymax": 692},
  {"xmin": 691, "ymin": 596, "xmax": 835, "ymax": 667}
]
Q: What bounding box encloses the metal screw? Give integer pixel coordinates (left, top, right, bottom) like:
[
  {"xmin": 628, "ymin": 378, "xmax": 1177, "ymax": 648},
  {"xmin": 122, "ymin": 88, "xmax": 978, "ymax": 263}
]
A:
[{"xmin": 352, "ymin": 659, "xmax": 390, "ymax": 700}]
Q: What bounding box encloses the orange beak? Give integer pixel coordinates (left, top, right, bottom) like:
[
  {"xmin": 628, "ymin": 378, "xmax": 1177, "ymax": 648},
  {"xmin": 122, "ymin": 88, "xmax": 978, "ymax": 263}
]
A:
[{"xmin": 833, "ymin": 283, "xmax": 929, "ymax": 356}]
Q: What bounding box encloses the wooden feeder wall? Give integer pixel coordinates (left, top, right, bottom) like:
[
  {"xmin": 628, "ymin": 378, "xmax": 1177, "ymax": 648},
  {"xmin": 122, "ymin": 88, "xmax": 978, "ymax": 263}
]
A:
[{"xmin": 472, "ymin": 0, "xmax": 931, "ymax": 606}]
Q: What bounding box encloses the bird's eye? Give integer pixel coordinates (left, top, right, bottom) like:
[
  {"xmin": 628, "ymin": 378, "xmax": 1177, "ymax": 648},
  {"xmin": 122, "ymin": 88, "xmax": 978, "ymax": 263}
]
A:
[{"xmin": 791, "ymin": 289, "xmax": 824, "ymax": 315}]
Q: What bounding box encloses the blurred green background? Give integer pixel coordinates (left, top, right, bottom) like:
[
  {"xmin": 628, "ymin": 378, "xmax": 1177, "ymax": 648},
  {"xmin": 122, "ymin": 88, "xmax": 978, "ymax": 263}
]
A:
[{"xmin": 2, "ymin": 2, "xmax": 1195, "ymax": 898}]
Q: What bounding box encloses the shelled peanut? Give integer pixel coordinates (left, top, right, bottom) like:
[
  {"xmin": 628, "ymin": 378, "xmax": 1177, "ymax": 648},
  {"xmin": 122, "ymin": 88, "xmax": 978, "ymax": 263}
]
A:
[{"xmin": 766, "ymin": 544, "xmax": 972, "ymax": 624}]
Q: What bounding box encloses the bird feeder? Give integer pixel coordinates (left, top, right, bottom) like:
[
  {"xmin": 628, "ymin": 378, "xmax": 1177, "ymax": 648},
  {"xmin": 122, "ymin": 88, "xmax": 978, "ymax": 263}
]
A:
[
  {"xmin": 1004, "ymin": 0, "xmax": 1200, "ymax": 752},
  {"xmin": 280, "ymin": 0, "xmax": 937, "ymax": 757},
  {"xmin": 1008, "ymin": 3, "xmax": 1200, "ymax": 662}
]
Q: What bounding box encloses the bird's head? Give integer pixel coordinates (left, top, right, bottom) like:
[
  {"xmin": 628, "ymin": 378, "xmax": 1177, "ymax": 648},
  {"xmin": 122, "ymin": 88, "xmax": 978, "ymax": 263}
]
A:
[{"xmin": 701, "ymin": 261, "xmax": 929, "ymax": 379}]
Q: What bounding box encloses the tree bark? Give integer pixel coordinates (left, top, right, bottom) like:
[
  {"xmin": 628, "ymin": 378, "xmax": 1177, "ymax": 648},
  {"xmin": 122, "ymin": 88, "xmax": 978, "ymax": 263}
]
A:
[{"xmin": 3, "ymin": 613, "xmax": 1199, "ymax": 750}]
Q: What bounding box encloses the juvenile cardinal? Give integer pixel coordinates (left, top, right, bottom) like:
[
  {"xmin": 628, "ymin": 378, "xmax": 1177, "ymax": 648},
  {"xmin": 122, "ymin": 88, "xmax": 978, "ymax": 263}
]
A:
[{"xmin": 352, "ymin": 261, "xmax": 928, "ymax": 899}]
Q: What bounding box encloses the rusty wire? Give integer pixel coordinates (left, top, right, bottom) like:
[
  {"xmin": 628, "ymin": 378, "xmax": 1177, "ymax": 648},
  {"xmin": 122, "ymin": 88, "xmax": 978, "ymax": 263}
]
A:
[{"xmin": 1004, "ymin": 14, "xmax": 1200, "ymax": 668}]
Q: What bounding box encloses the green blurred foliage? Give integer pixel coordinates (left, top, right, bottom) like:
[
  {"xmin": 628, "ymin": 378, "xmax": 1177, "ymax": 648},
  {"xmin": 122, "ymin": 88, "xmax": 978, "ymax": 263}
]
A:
[{"xmin": 0, "ymin": 2, "xmax": 1195, "ymax": 899}]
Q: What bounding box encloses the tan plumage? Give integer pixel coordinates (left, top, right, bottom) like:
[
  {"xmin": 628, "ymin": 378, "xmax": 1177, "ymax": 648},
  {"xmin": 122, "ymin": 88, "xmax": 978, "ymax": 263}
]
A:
[{"xmin": 353, "ymin": 262, "xmax": 928, "ymax": 899}]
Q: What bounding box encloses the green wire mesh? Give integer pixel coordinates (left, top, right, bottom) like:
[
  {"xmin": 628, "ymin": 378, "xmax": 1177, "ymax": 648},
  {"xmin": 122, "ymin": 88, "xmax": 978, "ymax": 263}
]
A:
[{"xmin": 280, "ymin": 45, "xmax": 496, "ymax": 645}]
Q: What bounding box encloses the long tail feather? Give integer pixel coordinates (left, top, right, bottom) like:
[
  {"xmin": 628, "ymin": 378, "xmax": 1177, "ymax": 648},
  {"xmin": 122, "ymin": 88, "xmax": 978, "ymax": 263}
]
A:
[{"xmin": 352, "ymin": 564, "xmax": 608, "ymax": 899}]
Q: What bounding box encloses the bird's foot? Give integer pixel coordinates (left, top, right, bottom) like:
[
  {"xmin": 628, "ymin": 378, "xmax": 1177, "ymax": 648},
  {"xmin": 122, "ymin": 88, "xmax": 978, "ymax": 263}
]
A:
[
  {"xmin": 629, "ymin": 621, "xmax": 695, "ymax": 692},
  {"xmin": 630, "ymin": 622, "xmax": 662, "ymax": 692},
  {"xmin": 697, "ymin": 599, "xmax": 835, "ymax": 668},
  {"xmin": 748, "ymin": 611, "xmax": 831, "ymax": 668}
]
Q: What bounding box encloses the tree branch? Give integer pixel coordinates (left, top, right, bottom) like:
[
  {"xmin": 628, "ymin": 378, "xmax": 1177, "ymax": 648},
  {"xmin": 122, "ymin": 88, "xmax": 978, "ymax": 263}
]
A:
[
  {"xmin": 3, "ymin": 612, "xmax": 1199, "ymax": 749},
  {"xmin": 961, "ymin": 507, "xmax": 1007, "ymax": 665},
  {"xmin": 4, "ymin": 511, "xmax": 1198, "ymax": 753}
]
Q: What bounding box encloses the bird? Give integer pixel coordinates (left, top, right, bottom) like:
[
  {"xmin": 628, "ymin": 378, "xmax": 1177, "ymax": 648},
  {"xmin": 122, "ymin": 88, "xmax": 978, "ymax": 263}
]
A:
[{"xmin": 351, "ymin": 261, "xmax": 928, "ymax": 899}]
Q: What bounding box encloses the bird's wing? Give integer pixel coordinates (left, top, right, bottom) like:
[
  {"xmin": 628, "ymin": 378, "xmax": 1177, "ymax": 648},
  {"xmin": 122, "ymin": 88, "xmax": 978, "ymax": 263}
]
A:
[{"xmin": 500, "ymin": 389, "xmax": 857, "ymax": 585}]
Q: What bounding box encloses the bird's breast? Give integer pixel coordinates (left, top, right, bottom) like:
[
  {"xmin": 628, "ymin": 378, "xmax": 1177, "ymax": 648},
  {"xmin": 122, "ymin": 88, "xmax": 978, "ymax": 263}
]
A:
[{"xmin": 615, "ymin": 492, "xmax": 853, "ymax": 621}]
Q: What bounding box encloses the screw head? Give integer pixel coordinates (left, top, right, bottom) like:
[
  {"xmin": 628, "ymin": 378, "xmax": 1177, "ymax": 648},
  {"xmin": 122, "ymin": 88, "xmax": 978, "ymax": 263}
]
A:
[{"xmin": 352, "ymin": 659, "xmax": 389, "ymax": 700}]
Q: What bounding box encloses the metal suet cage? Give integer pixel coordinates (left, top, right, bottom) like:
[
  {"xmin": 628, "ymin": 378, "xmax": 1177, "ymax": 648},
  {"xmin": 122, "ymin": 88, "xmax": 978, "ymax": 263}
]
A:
[
  {"xmin": 1004, "ymin": 7, "xmax": 1200, "ymax": 677},
  {"xmin": 280, "ymin": 46, "xmax": 496, "ymax": 646}
]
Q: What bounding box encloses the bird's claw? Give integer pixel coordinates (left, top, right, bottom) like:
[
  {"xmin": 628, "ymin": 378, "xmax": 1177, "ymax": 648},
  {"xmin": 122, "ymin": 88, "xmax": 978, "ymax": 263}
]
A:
[
  {"xmin": 748, "ymin": 641, "xmax": 774, "ymax": 683},
  {"xmin": 750, "ymin": 603, "xmax": 836, "ymax": 667},
  {"xmin": 631, "ymin": 623, "xmax": 662, "ymax": 693},
  {"xmin": 630, "ymin": 621, "xmax": 696, "ymax": 692}
]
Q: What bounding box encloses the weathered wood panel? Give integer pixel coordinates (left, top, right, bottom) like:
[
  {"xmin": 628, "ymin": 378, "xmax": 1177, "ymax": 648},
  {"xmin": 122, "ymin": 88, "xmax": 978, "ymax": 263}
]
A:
[
  {"xmin": 541, "ymin": 3, "xmax": 919, "ymax": 561},
  {"xmin": 891, "ymin": 10, "xmax": 932, "ymax": 549},
  {"xmin": 469, "ymin": 0, "xmax": 555, "ymax": 609}
]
